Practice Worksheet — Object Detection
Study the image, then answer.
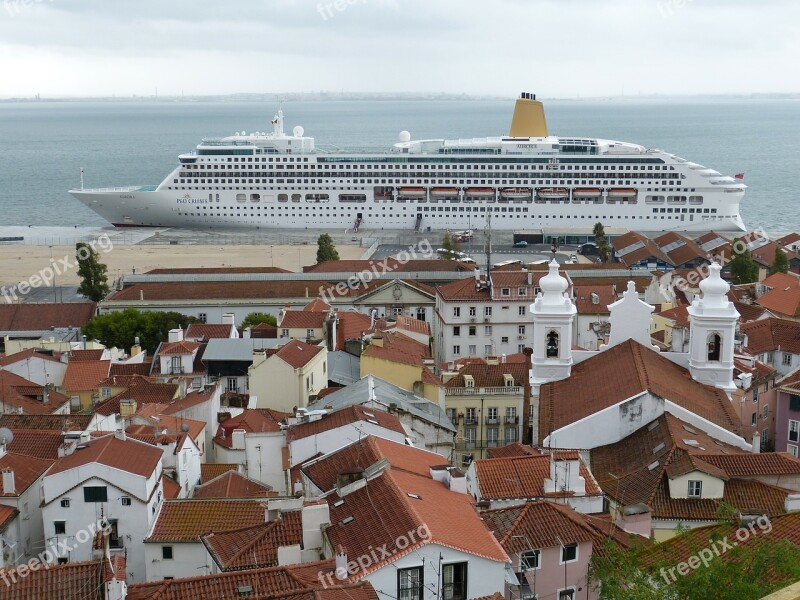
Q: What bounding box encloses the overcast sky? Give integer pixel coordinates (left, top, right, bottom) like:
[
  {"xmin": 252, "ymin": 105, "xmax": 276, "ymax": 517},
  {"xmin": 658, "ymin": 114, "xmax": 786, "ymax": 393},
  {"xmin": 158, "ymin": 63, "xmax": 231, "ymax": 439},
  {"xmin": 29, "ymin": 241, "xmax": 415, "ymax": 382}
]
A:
[{"xmin": 1, "ymin": 0, "xmax": 797, "ymax": 98}]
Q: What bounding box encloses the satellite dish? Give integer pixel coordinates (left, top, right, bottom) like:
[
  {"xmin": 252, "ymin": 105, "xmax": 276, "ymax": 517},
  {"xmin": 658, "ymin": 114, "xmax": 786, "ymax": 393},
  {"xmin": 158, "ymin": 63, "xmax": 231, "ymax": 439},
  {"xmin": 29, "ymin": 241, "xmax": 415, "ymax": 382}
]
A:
[
  {"xmin": 0, "ymin": 428, "xmax": 13, "ymax": 446},
  {"xmin": 235, "ymin": 132, "xmax": 240, "ymax": 136},
  {"xmin": 293, "ymin": 125, "xmax": 304, "ymax": 137},
  {"xmin": 399, "ymin": 130, "xmax": 411, "ymax": 143},
  {"xmin": 180, "ymin": 424, "xmax": 190, "ymax": 433}
]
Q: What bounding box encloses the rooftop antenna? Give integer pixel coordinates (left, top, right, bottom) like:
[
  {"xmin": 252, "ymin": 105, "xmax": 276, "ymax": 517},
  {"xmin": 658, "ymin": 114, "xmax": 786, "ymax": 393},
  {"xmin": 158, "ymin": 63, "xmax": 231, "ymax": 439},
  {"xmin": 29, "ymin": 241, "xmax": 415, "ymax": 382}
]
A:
[{"xmin": 80, "ymin": 167, "xmax": 84, "ymax": 191}]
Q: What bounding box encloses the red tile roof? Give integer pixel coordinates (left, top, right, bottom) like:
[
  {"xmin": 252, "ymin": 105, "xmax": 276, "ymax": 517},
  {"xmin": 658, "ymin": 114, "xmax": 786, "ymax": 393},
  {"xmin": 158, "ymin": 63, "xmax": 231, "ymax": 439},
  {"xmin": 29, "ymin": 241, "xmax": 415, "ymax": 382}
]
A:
[
  {"xmin": 162, "ymin": 475, "xmax": 181, "ymax": 499},
  {"xmin": 0, "ymin": 348, "xmax": 62, "ymax": 366},
  {"xmin": 304, "ymin": 298, "xmax": 332, "ymax": 312},
  {"xmin": 444, "ymin": 362, "xmax": 528, "ymax": 389},
  {"xmin": 657, "ymin": 305, "xmax": 690, "ymax": 328},
  {"xmin": 108, "ymin": 361, "xmax": 153, "ymax": 377},
  {"xmin": 573, "ymin": 285, "xmax": 616, "ymax": 315},
  {"xmin": 69, "ymin": 349, "xmax": 105, "ymax": 361},
  {"xmin": 200, "ymin": 463, "xmax": 239, "ymax": 484},
  {"xmin": 6, "ymin": 429, "xmax": 66, "ymax": 460},
  {"xmin": 185, "ymin": 323, "xmax": 235, "ymax": 340},
  {"xmin": 436, "ymin": 276, "xmax": 492, "ymax": 301},
  {"xmin": 473, "ymin": 452, "xmax": 601, "ymax": 500},
  {"xmin": 160, "ymin": 387, "xmax": 216, "ymax": 416},
  {"xmin": 304, "ymin": 258, "xmax": 474, "ymax": 274},
  {"xmin": 756, "ymin": 286, "xmax": 800, "ymax": 318},
  {"xmin": 47, "ymin": 434, "xmax": 162, "ymax": 479},
  {"xmin": 146, "ymin": 267, "xmax": 291, "ymax": 275},
  {"xmin": 362, "ymin": 331, "xmax": 431, "ymax": 368},
  {"xmin": 110, "ymin": 280, "xmax": 339, "ymax": 302},
  {"xmin": 158, "ymin": 341, "xmax": 200, "ymax": 356},
  {"xmin": 201, "ymin": 510, "xmax": 302, "ymax": 571},
  {"xmin": 0, "ymin": 557, "xmax": 124, "ymax": 600},
  {"xmin": 301, "ymin": 436, "xmax": 449, "ymax": 493},
  {"xmin": 193, "ymin": 471, "xmax": 274, "ymax": 499},
  {"xmin": 62, "ymin": 359, "xmax": 111, "ymax": 392},
  {"xmin": 486, "ymin": 443, "xmax": 541, "ymax": 459},
  {"xmin": 761, "ymin": 272, "xmax": 800, "ymax": 291},
  {"xmin": 392, "ymin": 315, "xmax": 431, "ymax": 337},
  {"xmin": 146, "ymin": 499, "xmax": 267, "ymax": 542},
  {"xmin": 0, "ymin": 413, "xmax": 93, "ymax": 431},
  {"xmin": 741, "ymin": 318, "xmax": 800, "ymax": 354},
  {"xmin": 733, "ymin": 300, "xmax": 770, "ymax": 323},
  {"xmin": 214, "ymin": 409, "xmax": 287, "ymax": 449},
  {"xmin": 0, "ymin": 302, "xmax": 96, "ymax": 331},
  {"xmin": 279, "ymin": 310, "xmax": 326, "ymax": 330},
  {"xmin": 326, "ymin": 468, "xmax": 508, "ymax": 577},
  {"xmin": 274, "ymin": 340, "xmax": 324, "ymax": 369},
  {"xmin": 95, "ymin": 380, "xmax": 179, "ymax": 417},
  {"xmin": 699, "ymin": 452, "xmax": 800, "ymax": 477},
  {"xmin": 287, "ymin": 405, "xmax": 406, "ymax": 443},
  {"xmin": 335, "ymin": 311, "xmax": 375, "ymax": 346},
  {"xmin": 127, "ymin": 413, "xmax": 205, "ymax": 443},
  {"xmin": 0, "ymin": 452, "xmax": 53, "ymax": 496},
  {"xmin": 538, "ymin": 340, "xmax": 742, "ymax": 445},
  {"xmin": 126, "ymin": 560, "xmax": 378, "ymax": 600},
  {"xmin": 0, "ymin": 370, "xmax": 70, "ymax": 414}
]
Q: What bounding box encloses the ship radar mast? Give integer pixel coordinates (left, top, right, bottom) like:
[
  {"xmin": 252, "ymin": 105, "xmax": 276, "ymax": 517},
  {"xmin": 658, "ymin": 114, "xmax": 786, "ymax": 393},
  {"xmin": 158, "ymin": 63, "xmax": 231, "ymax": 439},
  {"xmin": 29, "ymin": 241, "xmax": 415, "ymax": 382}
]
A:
[{"xmin": 271, "ymin": 105, "xmax": 285, "ymax": 137}]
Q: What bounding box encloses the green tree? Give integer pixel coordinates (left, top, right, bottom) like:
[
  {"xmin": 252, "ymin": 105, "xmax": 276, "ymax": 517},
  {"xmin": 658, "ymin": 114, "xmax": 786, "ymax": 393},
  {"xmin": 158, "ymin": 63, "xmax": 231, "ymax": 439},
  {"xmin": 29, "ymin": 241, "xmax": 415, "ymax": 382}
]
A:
[
  {"xmin": 316, "ymin": 234, "xmax": 340, "ymax": 263},
  {"xmin": 593, "ymin": 222, "xmax": 611, "ymax": 263},
  {"xmin": 728, "ymin": 238, "xmax": 760, "ymax": 284},
  {"xmin": 771, "ymin": 247, "xmax": 790, "ymax": 274},
  {"xmin": 76, "ymin": 242, "xmax": 110, "ymax": 301},
  {"xmin": 83, "ymin": 309, "xmax": 200, "ymax": 354},
  {"xmin": 240, "ymin": 312, "xmax": 277, "ymax": 330},
  {"xmin": 441, "ymin": 232, "xmax": 460, "ymax": 259}
]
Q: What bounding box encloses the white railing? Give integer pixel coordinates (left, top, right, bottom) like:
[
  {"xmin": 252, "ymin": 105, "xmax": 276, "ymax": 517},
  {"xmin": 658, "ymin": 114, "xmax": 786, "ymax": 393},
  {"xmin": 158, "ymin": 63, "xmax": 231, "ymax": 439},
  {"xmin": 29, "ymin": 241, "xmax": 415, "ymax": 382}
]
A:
[{"xmin": 445, "ymin": 386, "xmax": 522, "ymax": 396}]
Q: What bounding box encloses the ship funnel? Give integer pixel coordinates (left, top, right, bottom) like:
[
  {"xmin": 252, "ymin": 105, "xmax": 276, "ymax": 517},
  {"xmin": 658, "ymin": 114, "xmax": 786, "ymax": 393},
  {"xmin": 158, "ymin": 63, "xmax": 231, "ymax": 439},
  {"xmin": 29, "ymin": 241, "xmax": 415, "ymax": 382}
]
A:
[{"xmin": 509, "ymin": 92, "xmax": 548, "ymax": 138}]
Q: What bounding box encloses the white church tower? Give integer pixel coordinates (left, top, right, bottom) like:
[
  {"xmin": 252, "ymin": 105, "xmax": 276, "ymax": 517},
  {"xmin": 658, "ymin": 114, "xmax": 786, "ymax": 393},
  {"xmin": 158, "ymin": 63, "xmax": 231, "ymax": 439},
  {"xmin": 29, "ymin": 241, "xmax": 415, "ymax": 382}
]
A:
[
  {"xmin": 687, "ymin": 262, "xmax": 739, "ymax": 391},
  {"xmin": 530, "ymin": 260, "xmax": 576, "ymax": 384}
]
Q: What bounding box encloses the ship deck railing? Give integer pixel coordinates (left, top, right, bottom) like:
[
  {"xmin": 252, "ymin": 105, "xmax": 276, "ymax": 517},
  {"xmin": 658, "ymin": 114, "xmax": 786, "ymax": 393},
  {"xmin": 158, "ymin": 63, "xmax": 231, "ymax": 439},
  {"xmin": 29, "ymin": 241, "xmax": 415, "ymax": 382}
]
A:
[{"xmin": 70, "ymin": 185, "xmax": 158, "ymax": 193}]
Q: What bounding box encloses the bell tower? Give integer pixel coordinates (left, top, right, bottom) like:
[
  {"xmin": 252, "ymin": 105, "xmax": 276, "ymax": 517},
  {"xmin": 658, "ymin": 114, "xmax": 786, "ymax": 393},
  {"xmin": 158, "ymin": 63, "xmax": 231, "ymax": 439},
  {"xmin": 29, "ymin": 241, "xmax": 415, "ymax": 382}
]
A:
[
  {"xmin": 530, "ymin": 260, "xmax": 576, "ymax": 384},
  {"xmin": 687, "ymin": 262, "xmax": 739, "ymax": 391}
]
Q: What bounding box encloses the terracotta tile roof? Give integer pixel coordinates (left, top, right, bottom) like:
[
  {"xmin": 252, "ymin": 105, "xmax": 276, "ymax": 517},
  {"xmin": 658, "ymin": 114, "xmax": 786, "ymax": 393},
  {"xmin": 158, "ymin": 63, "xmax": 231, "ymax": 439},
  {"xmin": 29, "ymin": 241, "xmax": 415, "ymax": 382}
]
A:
[
  {"xmin": 741, "ymin": 318, "xmax": 800, "ymax": 354},
  {"xmin": 472, "ymin": 452, "xmax": 601, "ymax": 500},
  {"xmin": 486, "ymin": 443, "xmax": 541, "ymax": 459},
  {"xmin": 127, "ymin": 414, "xmax": 205, "ymax": 443},
  {"xmin": 185, "ymin": 323, "xmax": 235, "ymax": 340},
  {"xmin": 193, "ymin": 471, "xmax": 274, "ymax": 499},
  {"xmin": 756, "ymin": 287, "xmax": 800, "ymax": 318},
  {"xmin": 761, "ymin": 272, "xmax": 800, "ymax": 290},
  {"xmin": 779, "ymin": 369, "xmax": 800, "ymax": 393},
  {"xmin": 482, "ymin": 499, "xmax": 601, "ymax": 552},
  {"xmin": 653, "ymin": 232, "xmax": 708, "ymax": 267},
  {"xmin": 326, "ymin": 468, "xmax": 508, "ymax": 577},
  {"xmin": 200, "ymin": 463, "xmax": 238, "ymax": 484},
  {"xmin": 662, "ymin": 450, "xmax": 729, "ymax": 480},
  {"xmin": 733, "ymin": 300, "xmax": 769, "ymax": 323},
  {"xmin": 62, "ymin": 359, "xmax": 111, "ymax": 392},
  {"xmin": 444, "ymin": 362, "xmax": 528, "ymax": 389},
  {"xmin": 304, "ymin": 298, "xmax": 332, "ymax": 312},
  {"xmin": 304, "ymin": 258, "xmax": 474, "ymax": 274},
  {"xmin": 362, "ymin": 331, "xmax": 431, "ymax": 368},
  {"xmin": 0, "ymin": 452, "xmax": 54, "ymax": 496},
  {"xmin": 0, "ymin": 302, "xmax": 96, "ymax": 331},
  {"xmin": 214, "ymin": 409, "xmax": 288, "ymax": 449},
  {"xmin": 752, "ymin": 240, "xmax": 800, "ymax": 268},
  {"xmin": 69, "ymin": 349, "xmax": 105, "ymax": 361},
  {"xmin": 0, "ymin": 348, "xmax": 62, "ymax": 366},
  {"xmin": 336, "ymin": 310, "xmax": 375, "ymax": 346},
  {"xmin": 657, "ymin": 305, "xmax": 690, "ymax": 328},
  {"xmin": 110, "ymin": 280, "xmax": 339, "ymax": 302},
  {"xmin": 158, "ymin": 340, "xmax": 200, "ymax": 356},
  {"xmin": 94, "ymin": 380, "xmax": 179, "ymax": 417},
  {"xmin": 0, "ymin": 413, "xmax": 93, "ymax": 431},
  {"xmin": 146, "ymin": 499, "xmax": 267, "ymax": 542},
  {"xmin": 99, "ymin": 373, "xmax": 152, "ymax": 388},
  {"xmin": 162, "ymin": 475, "xmax": 181, "ymax": 499},
  {"xmin": 699, "ymin": 452, "xmax": 800, "ymax": 477},
  {"xmin": 0, "ymin": 504, "xmax": 18, "ymax": 531},
  {"xmin": 590, "ymin": 413, "xmax": 749, "ymax": 509},
  {"xmin": 201, "ymin": 510, "xmax": 303, "ymax": 571},
  {"xmin": 573, "ymin": 285, "xmax": 616, "ymax": 315},
  {"xmin": 392, "ymin": 314, "xmax": 431, "ymax": 337},
  {"xmin": 301, "ymin": 435, "xmax": 449, "ymax": 493},
  {"xmin": 160, "ymin": 387, "xmax": 216, "ymax": 416},
  {"xmin": 436, "ymin": 276, "xmax": 493, "ymax": 301},
  {"xmin": 538, "ymin": 340, "xmax": 742, "ymax": 445},
  {"xmin": 287, "ymin": 405, "xmax": 406, "ymax": 443},
  {"xmin": 6, "ymin": 429, "xmax": 66, "ymax": 460},
  {"xmin": 126, "ymin": 559, "xmax": 378, "ymax": 600},
  {"xmin": 650, "ymin": 477, "xmax": 792, "ymax": 521},
  {"xmin": 279, "ymin": 310, "xmax": 326, "ymax": 330},
  {"xmin": 0, "ymin": 370, "xmax": 70, "ymax": 414},
  {"xmin": 274, "ymin": 339, "xmax": 324, "ymax": 369},
  {"xmin": 612, "ymin": 231, "xmax": 671, "ymax": 267},
  {"xmin": 0, "ymin": 558, "xmax": 122, "ymax": 600},
  {"xmin": 47, "ymin": 434, "xmax": 162, "ymax": 479}
]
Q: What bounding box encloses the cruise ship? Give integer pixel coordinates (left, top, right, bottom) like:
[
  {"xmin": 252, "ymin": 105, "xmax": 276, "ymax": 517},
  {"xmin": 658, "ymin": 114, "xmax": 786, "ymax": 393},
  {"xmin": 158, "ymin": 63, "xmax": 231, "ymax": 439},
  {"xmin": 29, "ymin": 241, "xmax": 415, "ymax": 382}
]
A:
[{"xmin": 70, "ymin": 93, "xmax": 746, "ymax": 232}]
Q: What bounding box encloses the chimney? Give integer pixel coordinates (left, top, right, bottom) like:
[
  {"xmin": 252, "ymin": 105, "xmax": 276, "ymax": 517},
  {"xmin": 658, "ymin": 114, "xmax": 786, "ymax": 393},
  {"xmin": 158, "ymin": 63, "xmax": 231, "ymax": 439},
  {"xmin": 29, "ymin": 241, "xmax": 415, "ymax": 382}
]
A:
[
  {"xmin": 130, "ymin": 344, "xmax": 142, "ymax": 357},
  {"xmin": 752, "ymin": 431, "xmax": 761, "ymax": 454},
  {"xmin": 140, "ymin": 289, "xmax": 144, "ymax": 301},
  {"xmin": 244, "ymin": 327, "xmax": 251, "ymax": 339},
  {"xmin": 527, "ymin": 270, "xmax": 533, "ymax": 286},
  {"xmin": 1, "ymin": 469, "xmax": 15, "ymax": 495},
  {"xmin": 501, "ymin": 353, "xmax": 507, "ymax": 364},
  {"xmin": 168, "ymin": 328, "xmax": 184, "ymax": 343},
  {"xmin": 522, "ymin": 347, "xmax": 533, "ymax": 445},
  {"xmin": 371, "ymin": 334, "xmax": 384, "ymax": 348},
  {"xmin": 335, "ymin": 547, "xmax": 348, "ymax": 581},
  {"xmin": 114, "ymin": 428, "xmax": 126, "ymax": 442},
  {"xmin": 222, "ymin": 313, "xmax": 235, "ymax": 326},
  {"xmin": 232, "ymin": 428, "xmax": 246, "ymax": 450}
]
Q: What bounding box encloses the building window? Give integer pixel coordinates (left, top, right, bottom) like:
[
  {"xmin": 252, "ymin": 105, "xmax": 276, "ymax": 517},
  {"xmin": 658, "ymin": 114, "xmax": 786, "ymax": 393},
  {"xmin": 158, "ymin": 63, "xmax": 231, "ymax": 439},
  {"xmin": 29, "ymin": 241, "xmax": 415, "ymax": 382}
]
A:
[
  {"xmin": 518, "ymin": 288, "xmax": 527, "ymax": 296},
  {"xmin": 60, "ymin": 499, "xmax": 70, "ymax": 508},
  {"xmin": 83, "ymin": 486, "xmax": 108, "ymax": 503},
  {"xmin": 198, "ymin": 313, "xmax": 207, "ymax": 323},
  {"xmin": 453, "ymin": 326, "xmax": 461, "ymax": 337},
  {"xmin": 108, "ymin": 519, "xmax": 122, "ymax": 549},
  {"xmin": 501, "ymin": 336, "xmax": 509, "ymax": 344},
  {"xmin": 752, "ymin": 386, "xmax": 759, "ymax": 403},
  {"xmin": 767, "ymin": 352, "xmax": 775, "ymax": 364},
  {"xmin": 518, "ymin": 325, "xmax": 526, "ymax": 335},
  {"xmin": 54, "ymin": 521, "xmax": 66, "ymax": 535},
  {"xmin": 501, "ymin": 288, "xmax": 510, "ymax": 296},
  {"xmin": 469, "ymin": 326, "xmax": 476, "ymax": 336},
  {"xmin": 784, "ymin": 354, "xmax": 793, "ymax": 366},
  {"xmin": 469, "ymin": 307, "xmax": 477, "ymax": 317},
  {"xmin": 453, "ymin": 307, "xmax": 461, "ymax": 317},
  {"xmin": 688, "ymin": 480, "xmax": 703, "ymax": 498},
  {"xmin": 707, "ymin": 333, "xmax": 721, "ymax": 361},
  {"xmin": 790, "ymin": 420, "xmax": 800, "ymax": 443},
  {"xmin": 763, "ymin": 405, "xmax": 769, "ymax": 419},
  {"xmin": 398, "ymin": 566, "xmax": 424, "ymax": 600},
  {"xmin": 519, "ymin": 305, "xmax": 526, "ymax": 316},
  {"xmin": 561, "ymin": 544, "xmax": 578, "ymax": 564},
  {"xmin": 469, "ymin": 345, "xmax": 476, "ymax": 355},
  {"xmin": 751, "ymin": 413, "xmax": 758, "ymax": 426},
  {"xmin": 485, "ymin": 325, "xmax": 492, "ymax": 335},
  {"xmin": 790, "ymin": 395, "xmax": 800, "ymax": 412},
  {"xmin": 227, "ymin": 378, "xmax": 238, "ymax": 392},
  {"xmin": 171, "ymin": 356, "xmax": 182, "ymax": 374},
  {"xmin": 558, "ymin": 589, "xmax": 576, "ymax": 600},
  {"xmin": 484, "ymin": 307, "xmax": 492, "ymax": 317},
  {"xmin": 505, "ymin": 427, "xmax": 519, "ymax": 443},
  {"xmin": 521, "ymin": 549, "xmax": 540, "ymax": 570},
  {"xmin": 162, "ymin": 546, "xmax": 173, "ymax": 560},
  {"xmin": 465, "ymin": 407, "xmax": 476, "ymax": 424},
  {"xmin": 788, "ymin": 444, "xmax": 798, "ymax": 457},
  {"xmin": 453, "ymin": 345, "xmax": 461, "ymax": 356},
  {"xmin": 282, "ymin": 328, "xmax": 289, "ymax": 337},
  {"xmin": 442, "ymin": 562, "xmax": 468, "ymax": 600},
  {"xmin": 306, "ymin": 328, "xmax": 314, "ymax": 338},
  {"xmin": 121, "ymin": 497, "xmax": 131, "ymax": 506}
]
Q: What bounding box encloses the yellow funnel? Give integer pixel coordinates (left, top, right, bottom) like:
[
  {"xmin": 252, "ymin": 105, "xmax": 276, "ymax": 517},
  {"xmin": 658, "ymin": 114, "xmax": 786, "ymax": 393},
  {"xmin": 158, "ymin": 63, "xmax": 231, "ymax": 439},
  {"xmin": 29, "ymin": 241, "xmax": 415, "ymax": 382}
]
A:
[{"xmin": 508, "ymin": 92, "xmax": 548, "ymax": 138}]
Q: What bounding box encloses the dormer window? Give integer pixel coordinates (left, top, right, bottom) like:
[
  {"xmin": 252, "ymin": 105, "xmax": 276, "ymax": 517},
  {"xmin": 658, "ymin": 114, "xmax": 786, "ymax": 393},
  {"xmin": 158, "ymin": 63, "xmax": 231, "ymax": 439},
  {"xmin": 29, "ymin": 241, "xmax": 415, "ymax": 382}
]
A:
[
  {"xmin": 464, "ymin": 375, "xmax": 475, "ymax": 388},
  {"xmin": 503, "ymin": 374, "xmax": 514, "ymax": 387},
  {"xmin": 688, "ymin": 480, "xmax": 702, "ymax": 498}
]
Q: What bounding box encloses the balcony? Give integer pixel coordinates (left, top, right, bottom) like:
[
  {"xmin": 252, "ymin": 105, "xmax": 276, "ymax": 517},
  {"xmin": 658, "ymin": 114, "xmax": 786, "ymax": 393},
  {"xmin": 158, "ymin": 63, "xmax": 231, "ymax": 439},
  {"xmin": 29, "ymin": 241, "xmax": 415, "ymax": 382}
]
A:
[
  {"xmin": 464, "ymin": 417, "xmax": 478, "ymax": 426},
  {"xmin": 445, "ymin": 386, "xmax": 523, "ymax": 396},
  {"xmin": 505, "ymin": 416, "xmax": 519, "ymax": 425},
  {"xmin": 485, "ymin": 417, "xmax": 500, "ymax": 426}
]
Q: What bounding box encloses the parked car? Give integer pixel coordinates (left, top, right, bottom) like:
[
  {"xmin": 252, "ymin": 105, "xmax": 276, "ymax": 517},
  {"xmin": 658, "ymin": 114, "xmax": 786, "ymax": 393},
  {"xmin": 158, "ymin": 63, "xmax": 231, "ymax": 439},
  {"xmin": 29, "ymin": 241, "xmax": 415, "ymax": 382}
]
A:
[{"xmin": 514, "ymin": 240, "xmax": 528, "ymax": 248}]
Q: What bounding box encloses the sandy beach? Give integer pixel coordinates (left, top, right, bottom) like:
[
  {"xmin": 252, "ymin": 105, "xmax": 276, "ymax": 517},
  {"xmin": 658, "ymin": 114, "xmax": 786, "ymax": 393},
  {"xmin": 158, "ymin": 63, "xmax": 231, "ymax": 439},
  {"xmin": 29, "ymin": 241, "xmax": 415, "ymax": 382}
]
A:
[{"xmin": 0, "ymin": 243, "xmax": 364, "ymax": 287}]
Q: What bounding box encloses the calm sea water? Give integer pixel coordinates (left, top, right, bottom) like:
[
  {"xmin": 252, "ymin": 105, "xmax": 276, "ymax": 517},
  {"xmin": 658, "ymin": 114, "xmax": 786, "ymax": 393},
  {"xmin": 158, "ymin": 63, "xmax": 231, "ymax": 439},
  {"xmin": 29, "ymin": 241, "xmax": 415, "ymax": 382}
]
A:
[{"xmin": 0, "ymin": 98, "xmax": 797, "ymax": 231}]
